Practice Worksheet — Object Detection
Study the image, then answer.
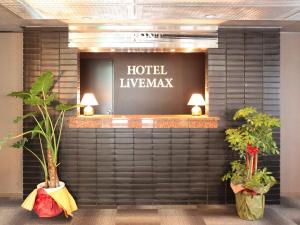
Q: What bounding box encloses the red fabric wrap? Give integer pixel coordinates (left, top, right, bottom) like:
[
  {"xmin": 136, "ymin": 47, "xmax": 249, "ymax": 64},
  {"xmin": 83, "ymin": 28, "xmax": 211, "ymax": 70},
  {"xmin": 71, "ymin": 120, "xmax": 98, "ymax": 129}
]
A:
[{"xmin": 33, "ymin": 188, "xmax": 63, "ymax": 218}]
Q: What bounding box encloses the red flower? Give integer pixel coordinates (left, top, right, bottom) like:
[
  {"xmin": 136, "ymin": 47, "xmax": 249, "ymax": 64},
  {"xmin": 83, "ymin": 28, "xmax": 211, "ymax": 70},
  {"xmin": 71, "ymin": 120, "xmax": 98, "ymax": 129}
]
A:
[{"xmin": 246, "ymin": 144, "xmax": 259, "ymax": 156}]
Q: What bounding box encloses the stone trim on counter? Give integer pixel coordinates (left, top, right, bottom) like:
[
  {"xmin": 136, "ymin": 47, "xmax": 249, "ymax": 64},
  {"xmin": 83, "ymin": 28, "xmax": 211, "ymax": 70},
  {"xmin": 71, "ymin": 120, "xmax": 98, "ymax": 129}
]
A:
[{"xmin": 68, "ymin": 115, "xmax": 219, "ymax": 129}]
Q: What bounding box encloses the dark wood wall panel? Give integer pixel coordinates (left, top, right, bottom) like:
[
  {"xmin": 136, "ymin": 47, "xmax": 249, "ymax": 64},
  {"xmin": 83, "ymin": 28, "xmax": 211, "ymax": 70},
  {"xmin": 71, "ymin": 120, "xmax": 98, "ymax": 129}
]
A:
[
  {"xmin": 23, "ymin": 27, "xmax": 280, "ymax": 205},
  {"xmin": 208, "ymin": 28, "xmax": 280, "ymax": 204},
  {"xmin": 23, "ymin": 27, "xmax": 79, "ymax": 198}
]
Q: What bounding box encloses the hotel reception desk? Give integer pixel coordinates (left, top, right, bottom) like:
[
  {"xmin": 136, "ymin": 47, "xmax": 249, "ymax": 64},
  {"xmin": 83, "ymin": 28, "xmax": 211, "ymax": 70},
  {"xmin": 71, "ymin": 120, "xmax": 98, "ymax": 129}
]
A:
[{"xmin": 69, "ymin": 115, "xmax": 219, "ymax": 129}]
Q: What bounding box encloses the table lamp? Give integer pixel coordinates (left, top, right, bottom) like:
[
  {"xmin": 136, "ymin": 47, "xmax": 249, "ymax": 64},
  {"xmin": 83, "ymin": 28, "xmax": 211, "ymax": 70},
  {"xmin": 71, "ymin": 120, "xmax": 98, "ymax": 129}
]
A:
[
  {"xmin": 187, "ymin": 93, "xmax": 205, "ymax": 116},
  {"xmin": 80, "ymin": 93, "xmax": 99, "ymax": 116}
]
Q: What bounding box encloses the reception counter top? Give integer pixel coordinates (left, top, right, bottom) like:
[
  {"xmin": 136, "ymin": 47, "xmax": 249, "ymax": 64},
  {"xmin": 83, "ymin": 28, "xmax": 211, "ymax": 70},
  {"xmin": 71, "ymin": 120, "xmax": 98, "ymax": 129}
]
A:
[{"xmin": 68, "ymin": 115, "xmax": 219, "ymax": 129}]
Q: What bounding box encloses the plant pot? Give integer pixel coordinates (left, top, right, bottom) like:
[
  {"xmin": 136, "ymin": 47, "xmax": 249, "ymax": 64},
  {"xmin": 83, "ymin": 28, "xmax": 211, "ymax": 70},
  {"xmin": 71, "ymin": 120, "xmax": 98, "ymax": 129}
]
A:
[
  {"xmin": 235, "ymin": 191, "xmax": 265, "ymax": 221},
  {"xmin": 33, "ymin": 181, "xmax": 65, "ymax": 218}
]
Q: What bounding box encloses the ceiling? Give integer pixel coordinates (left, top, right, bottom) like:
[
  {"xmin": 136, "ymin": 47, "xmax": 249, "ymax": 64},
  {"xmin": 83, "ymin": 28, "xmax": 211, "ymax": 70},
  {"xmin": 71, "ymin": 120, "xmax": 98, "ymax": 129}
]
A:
[
  {"xmin": 1, "ymin": 0, "xmax": 300, "ymax": 27},
  {"xmin": 1, "ymin": 0, "xmax": 300, "ymax": 51},
  {"xmin": 0, "ymin": 4, "xmax": 22, "ymax": 31}
]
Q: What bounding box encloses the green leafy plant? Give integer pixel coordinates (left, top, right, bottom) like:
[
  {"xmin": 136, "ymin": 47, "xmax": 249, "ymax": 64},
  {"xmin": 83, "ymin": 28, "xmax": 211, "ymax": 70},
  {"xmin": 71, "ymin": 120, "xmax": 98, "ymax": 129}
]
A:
[
  {"xmin": 0, "ymin": 71, "xmax": 77, "ymax": 188},
  {"xmin": 222, "ymin": 107, "xmax": 280, "ymax": 194}
]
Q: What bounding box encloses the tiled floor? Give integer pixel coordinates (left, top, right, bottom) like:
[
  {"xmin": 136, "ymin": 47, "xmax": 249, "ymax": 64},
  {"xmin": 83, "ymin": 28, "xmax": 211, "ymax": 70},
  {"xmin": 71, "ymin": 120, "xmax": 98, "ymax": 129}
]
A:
[{"xmin": 0, "ymin": 196, "xmax": 299, "ymax": 225}]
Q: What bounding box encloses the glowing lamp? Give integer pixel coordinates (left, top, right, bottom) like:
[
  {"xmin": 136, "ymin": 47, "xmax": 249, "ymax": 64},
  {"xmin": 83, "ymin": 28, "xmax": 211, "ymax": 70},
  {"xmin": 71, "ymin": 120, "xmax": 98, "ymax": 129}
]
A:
[
  {"xmin": 187, "ymin": 94, "xmax": 205, "ymax": 116},
  {"xmin": 80, "ymin": 93, "xmax": 99, "ymax": 116}
]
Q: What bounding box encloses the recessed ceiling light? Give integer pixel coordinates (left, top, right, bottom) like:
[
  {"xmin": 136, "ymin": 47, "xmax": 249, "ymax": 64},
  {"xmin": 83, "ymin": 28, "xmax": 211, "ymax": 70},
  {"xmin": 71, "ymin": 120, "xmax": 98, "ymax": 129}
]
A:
[
  {"xmin": 204, "ymin": 14, "xmax": 216, "ymax": 19},
  {"xmin": 82, "ymin": 16, "xmax": 93, "ymax": 21}
]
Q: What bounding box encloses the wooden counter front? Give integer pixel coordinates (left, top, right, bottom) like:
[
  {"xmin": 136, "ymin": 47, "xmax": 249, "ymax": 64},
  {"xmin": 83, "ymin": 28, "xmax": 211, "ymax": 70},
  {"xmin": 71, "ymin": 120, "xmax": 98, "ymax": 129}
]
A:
[{"xmin": 68, "ymin": 115, "xmax": 219, "ymax": 129}]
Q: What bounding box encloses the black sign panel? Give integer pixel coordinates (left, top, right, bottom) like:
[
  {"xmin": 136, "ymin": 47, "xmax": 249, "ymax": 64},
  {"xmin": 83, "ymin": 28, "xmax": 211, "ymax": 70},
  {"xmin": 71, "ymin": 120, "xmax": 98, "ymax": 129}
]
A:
[{"xmin": 80, "ymin": 53, "xmax": 205, "ymax": 115}]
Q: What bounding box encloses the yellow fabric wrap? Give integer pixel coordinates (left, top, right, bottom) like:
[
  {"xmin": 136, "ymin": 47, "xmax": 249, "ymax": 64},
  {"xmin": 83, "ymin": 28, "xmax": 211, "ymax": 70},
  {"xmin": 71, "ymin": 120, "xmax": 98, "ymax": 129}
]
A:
[
  {"xmin": 48, "ymin": 187, "xmax": 78, "ymax": 217},
  {"xmin": 21, "ymin": 187, "xmax": 78, "ymax": 217},
  {"xmin": 21, "ymin": 189, "xmax": 37, "ymax": 211}
]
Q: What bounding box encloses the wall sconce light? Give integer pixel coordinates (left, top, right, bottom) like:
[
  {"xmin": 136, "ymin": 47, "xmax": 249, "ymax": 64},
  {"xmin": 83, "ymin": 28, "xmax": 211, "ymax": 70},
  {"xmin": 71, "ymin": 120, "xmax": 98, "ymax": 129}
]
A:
[
  {"xmin": 80, "ymin": 93, "xmax": 99, "ymax": 116},
  {"xmin": 187, "ymin": 93, "xmax": 205, "ymax": 116}
]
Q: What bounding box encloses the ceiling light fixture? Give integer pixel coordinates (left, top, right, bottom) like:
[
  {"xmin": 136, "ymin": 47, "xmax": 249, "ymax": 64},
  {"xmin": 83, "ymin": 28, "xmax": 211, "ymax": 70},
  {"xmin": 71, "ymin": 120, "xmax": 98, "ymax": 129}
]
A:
[
  {"xmin": 82, "ymin": 16, "xmax": 93, "ymax": 21},
  {"xmin": 205, "ymin": 14, "xmax": 216, "ymax": 19}
]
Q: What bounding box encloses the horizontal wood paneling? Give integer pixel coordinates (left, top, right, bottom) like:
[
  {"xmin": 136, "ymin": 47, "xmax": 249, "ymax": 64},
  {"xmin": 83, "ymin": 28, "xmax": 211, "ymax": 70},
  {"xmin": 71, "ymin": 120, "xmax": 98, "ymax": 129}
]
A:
[{"xmin": 208, "ymin": 28, "xmax": 280, "ymax": 204}]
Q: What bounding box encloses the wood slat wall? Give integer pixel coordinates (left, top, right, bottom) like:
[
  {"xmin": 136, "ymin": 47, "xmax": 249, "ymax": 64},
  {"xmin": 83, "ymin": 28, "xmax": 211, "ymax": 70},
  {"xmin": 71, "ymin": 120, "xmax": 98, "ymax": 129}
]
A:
[
  {"xmin": 208, "ymin": 29, "xmax": 280, "ymax": 204},
  {"xmin": 23, "ymin": 27, "xmax": 280, "ymax": 205}
]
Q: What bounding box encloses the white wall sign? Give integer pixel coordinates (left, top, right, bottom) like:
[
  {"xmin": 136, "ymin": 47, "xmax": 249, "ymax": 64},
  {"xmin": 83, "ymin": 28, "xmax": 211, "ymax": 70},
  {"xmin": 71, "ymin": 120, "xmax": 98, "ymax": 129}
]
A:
[{"xmin": 120, "ymin": 65, "xmax": 174, "ymax": 88}]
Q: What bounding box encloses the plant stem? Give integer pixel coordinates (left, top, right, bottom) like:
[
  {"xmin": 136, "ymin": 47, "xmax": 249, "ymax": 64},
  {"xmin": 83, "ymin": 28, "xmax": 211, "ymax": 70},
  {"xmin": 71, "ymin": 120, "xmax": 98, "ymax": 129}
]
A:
[
  {"xmin": 11, "ymin": 131, "xmax": 34, "ymax": 139},
  {"xmin": 248, "ymin": 156, "xmax": 254, "ymax": 179},
  {"xmin": 52, "ymin": 111, "xmax": 63, "ymax": 137},
  {"xmin": 254, "ymin": 154, "xmax": 258, "ymax": 173},
  {"xmin": 24, "ymin": 146, "xmax": 48, "ymax": 181},
  {"xmin": 11, "ymin": 130, "xmax": 49, "ymax": 143},
  {"xmin": 51, "ymin": 111, "xmax": 64, "ymax": 163},
  {"xmin": 38, "ymin": 134, "xmax": 47, "ymax": 173},
  {"xmin": 37, "ymin": 105, "xmax": 46, "ymax": 123},
  {"xmin": 32, "ymin": 115, "xmax": 46, "ymax": 134},
  {"xmin": 47, "ymin": 148, "xmax": 58, "ymax": 188},
  {"xmin": 43, "ymin": 103, "xmax": 57, "ymax": 164},
  {"xmin": 55, "ymin": 111, "xmax": 65, "ymax": 162}
]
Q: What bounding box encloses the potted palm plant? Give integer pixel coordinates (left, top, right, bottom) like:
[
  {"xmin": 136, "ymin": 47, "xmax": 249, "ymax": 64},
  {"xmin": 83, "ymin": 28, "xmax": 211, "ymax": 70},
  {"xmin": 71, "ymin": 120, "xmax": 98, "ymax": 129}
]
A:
[
  {"xmin": 0, "ymin": 71, "xmax": 77, "ymax": 218},
  {"xmin": 222, "ymin": 107, "xmax": 280, "ymax": 220}
]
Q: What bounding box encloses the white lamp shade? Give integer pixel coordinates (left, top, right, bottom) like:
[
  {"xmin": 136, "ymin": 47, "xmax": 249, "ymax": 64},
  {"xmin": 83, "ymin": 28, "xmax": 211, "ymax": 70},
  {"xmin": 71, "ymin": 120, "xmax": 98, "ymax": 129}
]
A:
[
  {"xmin": 80, "ymin": 93, "xmax": 99, "ymax": 106},
  {"xmin": 187, "ymin": 94, "xmax": 205, "ymax": 106}
]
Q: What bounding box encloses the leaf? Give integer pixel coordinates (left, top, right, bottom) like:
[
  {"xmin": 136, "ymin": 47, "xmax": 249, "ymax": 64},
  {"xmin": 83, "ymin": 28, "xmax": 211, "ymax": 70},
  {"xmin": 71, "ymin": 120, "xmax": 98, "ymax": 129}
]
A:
[
  {"xmin": 30, "ymin": 71, "xmax": 54, "ymax": 96},
  {"xmin": 32, "ymin": 121, "xmax": 44, "ymax": 139},
  {"xmin": 55, "ymin": 103, "xmax": 78, "ymax": 111},
  {"xmin": 14, "ymin": 112, "xmax": 36, "ymax": 123},
  {"xmin": 233, "ymin": 107, "xmax": 257, "ymax": 120},
  {"xmin": 0, "ymin": 135, "xmax": 11, "ymax": 150},
  {"xmin": 44, "ymin": 93, "xmax": 57, "ymax": 105},
  {"xmin": 12, "ymin": 138, "xmax": 28, "ymax": 149},
  {"xmin": 226, "ymin": 107, "xmax": 280, "ymax": 156},
  {"xmin": 8, "ymin": 91, "xmax": 31, "ymax": 99},
  {"xmin": 24, "ymin": 93, "xmax": 56, "ymax": 106},
  {"xmin": 24, "ymin": 95, "xmax": 44, "ymax": 105}
]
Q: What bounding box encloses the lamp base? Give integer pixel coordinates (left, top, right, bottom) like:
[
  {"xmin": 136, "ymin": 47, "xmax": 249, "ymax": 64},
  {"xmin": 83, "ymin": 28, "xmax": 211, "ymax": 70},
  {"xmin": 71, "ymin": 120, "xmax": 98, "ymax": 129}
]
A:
[
  {"xmin": 84, "ymin": 105, "xmax": 94, "ymax": 116},
  {"xmin": 191, "ymin": 105, "xmax": 202, "ymax": 116}
]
